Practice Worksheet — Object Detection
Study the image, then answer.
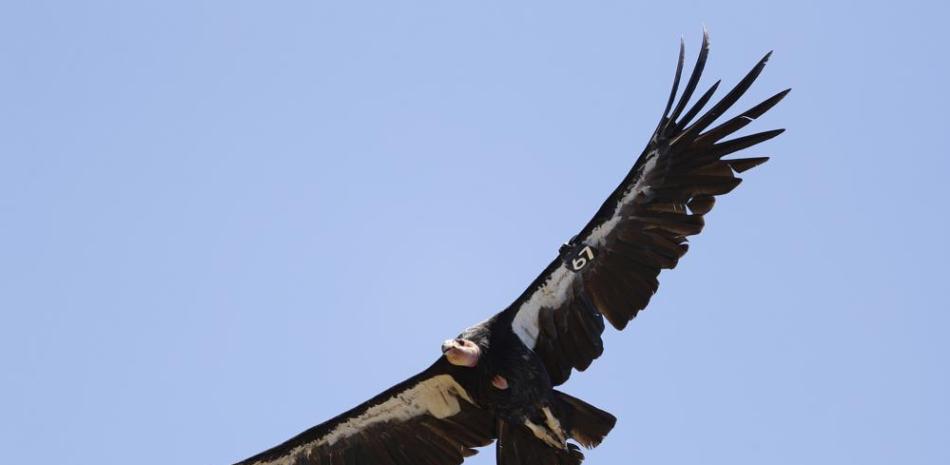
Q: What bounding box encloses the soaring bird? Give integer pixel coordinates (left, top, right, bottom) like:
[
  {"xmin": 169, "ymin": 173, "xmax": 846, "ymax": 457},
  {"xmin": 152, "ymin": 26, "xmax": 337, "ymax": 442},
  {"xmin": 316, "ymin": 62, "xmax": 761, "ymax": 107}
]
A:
[{"xmin": 234, "ymin": 32, "xmax": 789, "ymax": 465}]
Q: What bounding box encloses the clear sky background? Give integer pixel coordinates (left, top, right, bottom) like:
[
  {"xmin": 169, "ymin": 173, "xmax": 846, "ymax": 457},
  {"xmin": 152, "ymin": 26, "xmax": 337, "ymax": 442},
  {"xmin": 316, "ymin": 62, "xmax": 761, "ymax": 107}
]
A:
[{"xmin": 2, "ymin": 2, "xmax": 948, "ymax": 464}]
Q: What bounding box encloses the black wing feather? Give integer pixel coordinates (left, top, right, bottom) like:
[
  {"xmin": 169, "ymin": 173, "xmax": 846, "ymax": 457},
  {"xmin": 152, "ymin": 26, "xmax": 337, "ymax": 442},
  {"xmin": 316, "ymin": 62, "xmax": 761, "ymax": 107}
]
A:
[{"xmin": 668, "ymin": 30, "xmax": 711, "ymax": 125}]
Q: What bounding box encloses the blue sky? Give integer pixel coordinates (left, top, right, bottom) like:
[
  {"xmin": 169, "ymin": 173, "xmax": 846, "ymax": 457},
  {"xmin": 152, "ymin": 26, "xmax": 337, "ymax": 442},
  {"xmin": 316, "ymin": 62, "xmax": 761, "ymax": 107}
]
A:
[{"xmin": 2, "ymin": 1, "xmax": 948, "ymax": 464}]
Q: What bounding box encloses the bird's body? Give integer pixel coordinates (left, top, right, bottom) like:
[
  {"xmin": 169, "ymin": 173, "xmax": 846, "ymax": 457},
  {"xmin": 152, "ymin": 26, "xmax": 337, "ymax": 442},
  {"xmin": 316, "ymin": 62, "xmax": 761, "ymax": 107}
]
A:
[
  {"xmin": 471, "ymin": 322, "xmax": 548, "ymax": 411},
  {"xmin": 457, "ymin": 316, "xmax": 585, "ymax": 457},
  {"xmin": 233, "ymin": 32, "xmax": 788, "ymax": 465}
]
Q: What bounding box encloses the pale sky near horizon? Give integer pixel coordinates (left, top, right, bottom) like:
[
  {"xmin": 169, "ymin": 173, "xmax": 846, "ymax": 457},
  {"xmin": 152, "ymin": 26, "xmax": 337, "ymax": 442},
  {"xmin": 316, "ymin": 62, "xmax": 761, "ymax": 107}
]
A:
[{"xmin": 2, "ymin": 2, "xmax": 949, "ymax": 465}]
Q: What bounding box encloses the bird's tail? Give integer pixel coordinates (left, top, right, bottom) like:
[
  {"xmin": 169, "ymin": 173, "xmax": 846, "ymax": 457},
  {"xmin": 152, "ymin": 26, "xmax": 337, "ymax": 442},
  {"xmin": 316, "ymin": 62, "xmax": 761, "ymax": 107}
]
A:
[
  {"xmin": 553, "ymin": 390, "xmax": 617, "ymax": 449},
  {"xmin": 496, "ymin": 418, "xmax": 584, "ymax": 465},
  {"xmin": 495, "ymin": 391, "xmax": 615, "ymax": 465}
]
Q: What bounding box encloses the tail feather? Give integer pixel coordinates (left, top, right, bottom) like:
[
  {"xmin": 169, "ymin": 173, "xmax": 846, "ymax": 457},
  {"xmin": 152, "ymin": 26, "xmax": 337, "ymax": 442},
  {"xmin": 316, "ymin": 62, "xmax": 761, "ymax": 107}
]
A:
[
  {"xmin": 495, "ymin": 392, "xmax": 615, "ymax": 465},
  {"xmin": 496, "ymin": 419, "xmax": 584, "ymax": 465},
  {"xmin": 554, "ymin": 390, "xmax": 617, "ymax": 449}
]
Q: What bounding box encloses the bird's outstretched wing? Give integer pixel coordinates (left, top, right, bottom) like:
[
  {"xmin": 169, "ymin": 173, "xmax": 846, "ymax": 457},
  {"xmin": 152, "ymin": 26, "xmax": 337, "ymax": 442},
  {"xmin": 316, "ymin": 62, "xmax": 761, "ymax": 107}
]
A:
[
  {"xmin": 503, "ymin": 32, "xmax": 789, "ymax": 385},
  {"xmin": 234, "ymin": 359, "xmax": 494, "ymax": 465}
]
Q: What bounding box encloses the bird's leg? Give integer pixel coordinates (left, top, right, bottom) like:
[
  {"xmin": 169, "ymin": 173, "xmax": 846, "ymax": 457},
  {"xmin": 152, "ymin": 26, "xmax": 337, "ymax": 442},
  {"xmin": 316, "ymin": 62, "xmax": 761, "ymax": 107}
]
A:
[
  {"xmin": 541, "ymin": 406, "xmax": 567, "ymax": 444},
  {"xmin": 491, "ymin": 374, "xmax": 509, "ymax": 390},
  {"xmin": 523, "ymin": 419, "xmax": 566, "ymax": 449}
]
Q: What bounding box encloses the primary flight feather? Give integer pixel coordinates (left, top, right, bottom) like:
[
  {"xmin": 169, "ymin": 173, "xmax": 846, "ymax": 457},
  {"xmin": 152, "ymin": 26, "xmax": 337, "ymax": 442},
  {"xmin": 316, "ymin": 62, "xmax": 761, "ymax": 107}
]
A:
[{"xmin": 233, "ymin": 31, "xmax": 789, "ymax": 465}]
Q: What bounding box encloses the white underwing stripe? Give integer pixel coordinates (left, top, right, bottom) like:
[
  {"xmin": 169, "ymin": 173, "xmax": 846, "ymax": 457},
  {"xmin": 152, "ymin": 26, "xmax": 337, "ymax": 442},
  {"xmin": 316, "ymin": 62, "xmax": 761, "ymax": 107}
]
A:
[
  {"xmin": 510, "ymin": 152, "xmax": 661, "ymax": 349},
  {"xmin": 511, "ymin": 266, "xmax": 572, "ymax": 347},
  {"xmin": 249, "ymin": 375, "xmax": 473, "ymax": 465}
]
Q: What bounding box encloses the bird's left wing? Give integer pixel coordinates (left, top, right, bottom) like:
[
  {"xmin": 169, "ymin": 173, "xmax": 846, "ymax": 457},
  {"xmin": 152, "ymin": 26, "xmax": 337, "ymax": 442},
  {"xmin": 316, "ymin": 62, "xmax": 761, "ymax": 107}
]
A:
[
  {"xmin": 502, "ymin": 33, "xmax": 789, "ymax": 386},
  {"xmin": 234, "ymin": 359, "xmax": 494, "ymax": 465}
]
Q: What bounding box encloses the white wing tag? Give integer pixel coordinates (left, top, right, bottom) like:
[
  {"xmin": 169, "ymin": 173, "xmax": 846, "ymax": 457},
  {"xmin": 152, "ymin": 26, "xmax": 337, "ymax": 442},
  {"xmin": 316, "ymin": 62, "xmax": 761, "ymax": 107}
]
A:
[{"xmin": 562, "ymin": 243, "xmax": 596, "ymax": 272}]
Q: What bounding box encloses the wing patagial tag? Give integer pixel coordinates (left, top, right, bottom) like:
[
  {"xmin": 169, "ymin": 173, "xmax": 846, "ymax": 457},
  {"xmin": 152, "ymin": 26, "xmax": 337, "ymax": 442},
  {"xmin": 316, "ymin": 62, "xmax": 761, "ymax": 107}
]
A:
[{"xmin": 561, "ymin": 242, "xmax": 596, "ymax": 272}]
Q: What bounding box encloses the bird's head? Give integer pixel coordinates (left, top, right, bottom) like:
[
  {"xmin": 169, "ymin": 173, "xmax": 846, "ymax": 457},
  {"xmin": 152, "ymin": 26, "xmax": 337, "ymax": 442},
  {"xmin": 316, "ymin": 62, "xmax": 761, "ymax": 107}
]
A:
[{"xmin": 441, "ymin": 338, "xmax": 481, "ymax": 367}]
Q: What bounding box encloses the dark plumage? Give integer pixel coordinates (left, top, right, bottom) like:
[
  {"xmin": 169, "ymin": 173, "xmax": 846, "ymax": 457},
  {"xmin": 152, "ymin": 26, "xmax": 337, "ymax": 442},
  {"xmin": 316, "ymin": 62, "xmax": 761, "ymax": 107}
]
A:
[{"xmin": 233, "ymin": 31, "xmax": 788, "ymax": 465}]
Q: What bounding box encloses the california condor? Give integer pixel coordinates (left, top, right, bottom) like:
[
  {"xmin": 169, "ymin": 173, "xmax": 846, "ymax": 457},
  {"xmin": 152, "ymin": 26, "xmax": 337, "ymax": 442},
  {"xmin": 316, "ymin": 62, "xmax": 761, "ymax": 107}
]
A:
[{"xmin": 234, "ymin": 32, "xmax": 788, "ymax": 465}]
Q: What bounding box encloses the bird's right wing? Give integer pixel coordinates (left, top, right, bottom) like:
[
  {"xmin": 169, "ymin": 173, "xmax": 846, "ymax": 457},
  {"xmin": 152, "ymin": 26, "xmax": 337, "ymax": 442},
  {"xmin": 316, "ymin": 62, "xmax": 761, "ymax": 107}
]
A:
[
  {"xmin": 502, "ymin": 32, "xmax": 789, "ymax": 386},
  {"xmin": 233, "ymin": 359, "xmax": 494, "ymax": 465}
]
